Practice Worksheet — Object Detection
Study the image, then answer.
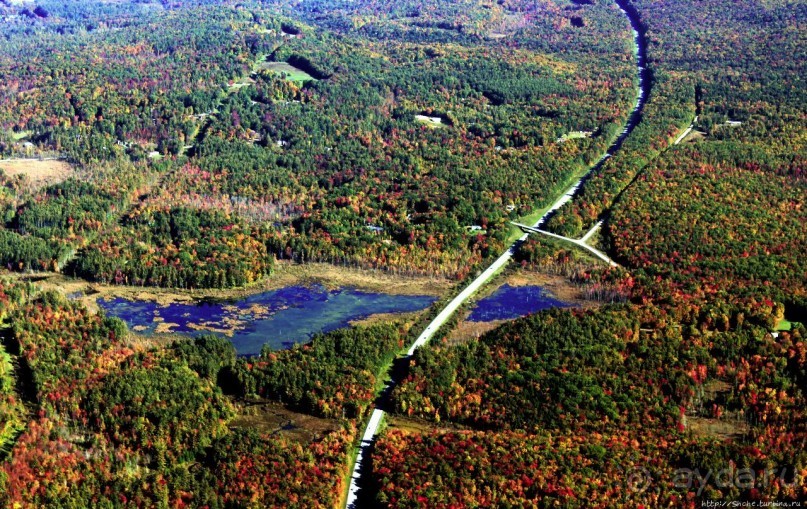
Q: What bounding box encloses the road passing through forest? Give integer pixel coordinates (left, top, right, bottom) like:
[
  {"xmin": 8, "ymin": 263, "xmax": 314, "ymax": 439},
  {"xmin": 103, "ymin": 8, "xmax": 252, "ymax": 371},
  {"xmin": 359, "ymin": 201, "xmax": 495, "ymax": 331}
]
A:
[
  {"xmin": 346, "ymin": 0, "xmax": 653, "ymax": 505},
  {"xmin": 346, "ymin": 160, "xmax": 617, "ymax": 508}
]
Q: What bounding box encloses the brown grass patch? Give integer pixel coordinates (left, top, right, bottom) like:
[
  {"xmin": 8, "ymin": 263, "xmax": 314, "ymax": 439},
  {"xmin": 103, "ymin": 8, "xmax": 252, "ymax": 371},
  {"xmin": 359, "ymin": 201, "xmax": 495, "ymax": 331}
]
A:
[
  {"xmin": 0, "ymin": 159, "xmax": 74, "ymax": 190},
  {"xmin": 444, "ymin": 318, "xmax": 506, "ymax": 346},
  {"xmin": 687, "ymin": 380, "xmax": 748, "ymax": 440},
  {"xmin": 385, "ymin": 415, "xmax": 469, "ymax": 435},
  {"xmin": 230, "ymin": 400, "xmax": 340, "ymax": 443},
  {"xmin": 487, "ymin": 12, "xmax": 526, "ymax": 40},
  {"xmin": 687, "ymin": 415, "xmax": 749, "ymax": 441},
  {"xmin": 271, "ymin": 261, "xmax": 452, "ymax": 297},
  {"xmin": 349, "ymin": 311, "xmax": 423, "ymax": 328}
]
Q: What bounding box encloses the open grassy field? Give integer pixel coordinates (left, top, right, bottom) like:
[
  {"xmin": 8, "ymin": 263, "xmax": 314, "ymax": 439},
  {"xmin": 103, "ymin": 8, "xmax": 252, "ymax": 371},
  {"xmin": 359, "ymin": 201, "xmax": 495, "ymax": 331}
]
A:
[
  {"xmin": 0, "ymin": 159, "xmax": 73, "ymax": 190},
  {"xmin": 231, "ymin": 400, "xmax": 340, "ymax": 443},
  {"xmin": 257, "ymin": 61, "xmax": 316, "ymax": 82},
  {"xmin": 557, "ymin": 130, "xmax": 592, "ymax": 143},
  {"xmin": 385, "ymin": 415, "xmax": 470, "ymax": 435},
  {"xmin": 776, "ymin": 318, "xmax": 800, "ymax": 331},
  {"xmin": 9, "ymin": 130, "xmax": 31, "ymax": 141},
  {"xmin": 227, "ymin": 76, "xmax": 255, "ymax": 92},
  {"xmin": 414, "ymin": 114, "xmax": 443, "ymax": 128},
  {"xmin": 682, "ymin": 129, "xmax": 707, "ymax": 143}
]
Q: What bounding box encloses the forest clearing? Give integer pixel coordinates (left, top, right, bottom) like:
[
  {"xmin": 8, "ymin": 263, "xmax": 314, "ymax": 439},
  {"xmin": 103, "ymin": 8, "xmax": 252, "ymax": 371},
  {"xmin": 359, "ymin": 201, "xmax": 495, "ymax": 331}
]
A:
[{"xmin": 0, "ymin": 159, "xmax": 73, "ymax": 190}]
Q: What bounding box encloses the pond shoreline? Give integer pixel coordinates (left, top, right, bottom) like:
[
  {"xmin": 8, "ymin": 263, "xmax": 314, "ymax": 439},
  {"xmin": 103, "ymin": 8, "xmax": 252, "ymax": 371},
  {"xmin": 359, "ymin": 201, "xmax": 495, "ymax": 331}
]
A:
[
  {"xmin": 97, "ymin": 284, "xmax": 437, "ymax": 355},
  {"xmin": 4, "ymin": 260, "xmax": 453, "ymax": 312}
]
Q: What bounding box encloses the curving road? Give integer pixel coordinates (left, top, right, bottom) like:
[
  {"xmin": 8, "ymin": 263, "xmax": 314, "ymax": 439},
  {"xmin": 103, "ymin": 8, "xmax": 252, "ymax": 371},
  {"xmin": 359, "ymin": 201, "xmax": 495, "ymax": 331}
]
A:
[{"xmin": 345, "ymin": 2, "xmax": 651, "ymax": 506}]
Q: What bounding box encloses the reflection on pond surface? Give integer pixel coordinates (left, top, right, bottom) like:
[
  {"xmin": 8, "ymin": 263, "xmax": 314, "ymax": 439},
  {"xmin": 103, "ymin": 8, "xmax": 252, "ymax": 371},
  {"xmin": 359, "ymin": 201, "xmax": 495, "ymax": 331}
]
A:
[
  {"xmin": 468, "ymin": 284, "xmax": 572, "ymax": 322},
  {"xmin": 98, "ymin": 284, "xmax": 435, "ymax": 355}
]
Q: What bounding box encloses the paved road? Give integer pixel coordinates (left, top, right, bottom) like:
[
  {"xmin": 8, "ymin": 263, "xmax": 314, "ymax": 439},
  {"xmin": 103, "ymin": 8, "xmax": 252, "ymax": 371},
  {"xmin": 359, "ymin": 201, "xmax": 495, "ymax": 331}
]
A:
[
  {"xmin": 345, "ymin": 2, "xmax": 665, "ymax": 503},
  {"xmin": 511, "ymin": 221, "xmax": 617, "ymax": 267},
  {"xmin": 674, "ymin": 115, "xmax": 699, "ymax": 145},
  {"xmin": 580, "ymin": 220, "xmax": 604, "ymax": 243},
  {"xmin": 344, "ymin": 171, "xmax": 592, "ymax": 508},
  {"xmin": 343, "ymin": 90, "xmax": 683, "ymax": 509}
]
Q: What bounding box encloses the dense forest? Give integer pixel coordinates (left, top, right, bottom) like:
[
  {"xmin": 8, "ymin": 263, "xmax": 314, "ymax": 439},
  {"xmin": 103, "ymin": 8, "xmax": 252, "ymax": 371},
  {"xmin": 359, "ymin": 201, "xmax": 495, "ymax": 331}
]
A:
[
  {"xmin": 372, "ymin": 0, "xmax": 807, "ymax": 506},
  {"xmin": 230, "ymin": 322, "xmax": 409, "ymax": 418},
  {"xmin": 546, "ymin": 0, "xmax": 805, "ymax": 239},
  {"xmin": 0, "ymin": 0, "xmax": 638, "ymax": 287},
  {"xmin": 0, "ymin": 281, "xmax": 361, "ymax": 507},
  {"xmin": 0, "ymin": 0, "xmax": 804, "ymax": 507}
]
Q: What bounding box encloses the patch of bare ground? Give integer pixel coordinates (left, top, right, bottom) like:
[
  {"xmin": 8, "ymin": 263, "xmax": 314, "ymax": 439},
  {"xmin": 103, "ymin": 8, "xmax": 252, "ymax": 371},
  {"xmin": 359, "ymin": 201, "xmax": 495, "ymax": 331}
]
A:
[
  {"xmin": 444, "ymin": 318, "xmax": 507, "ymax": 346},
  {"xmin": 687, "ymin": 380, "xmax": 749, "ymax": 441},
  {"xmin": 349, "ymin": 311, "xmax": 422, "ymax": 327},
  {"xmin": 385, "ymin": 415, "xmax": 470, "ymax": 435},
  {"xmin": 687, "ymin": 416, "xmax": 749, "ymax": 441},
  {"xmin": 230, "ymin": 400, "xmax": 340, "ymax": 443},
  {"xmin": 487, "ymin": 12, "xmax": 526, "ymax": 39},
  {"xmin": 0, "ymin": 159, "xmax": 73, "ymax": 190}
]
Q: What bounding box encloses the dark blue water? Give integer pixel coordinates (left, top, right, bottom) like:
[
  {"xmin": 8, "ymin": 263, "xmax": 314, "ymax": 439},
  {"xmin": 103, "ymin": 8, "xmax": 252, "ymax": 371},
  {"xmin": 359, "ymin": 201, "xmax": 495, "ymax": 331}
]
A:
[
  {"xmin": 468, "ymin": 285, "xmax": 571, "ymax": 322},
  {"xmin": 98, "ymin": 285, "xmax": 435, "ymax": 355}
]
